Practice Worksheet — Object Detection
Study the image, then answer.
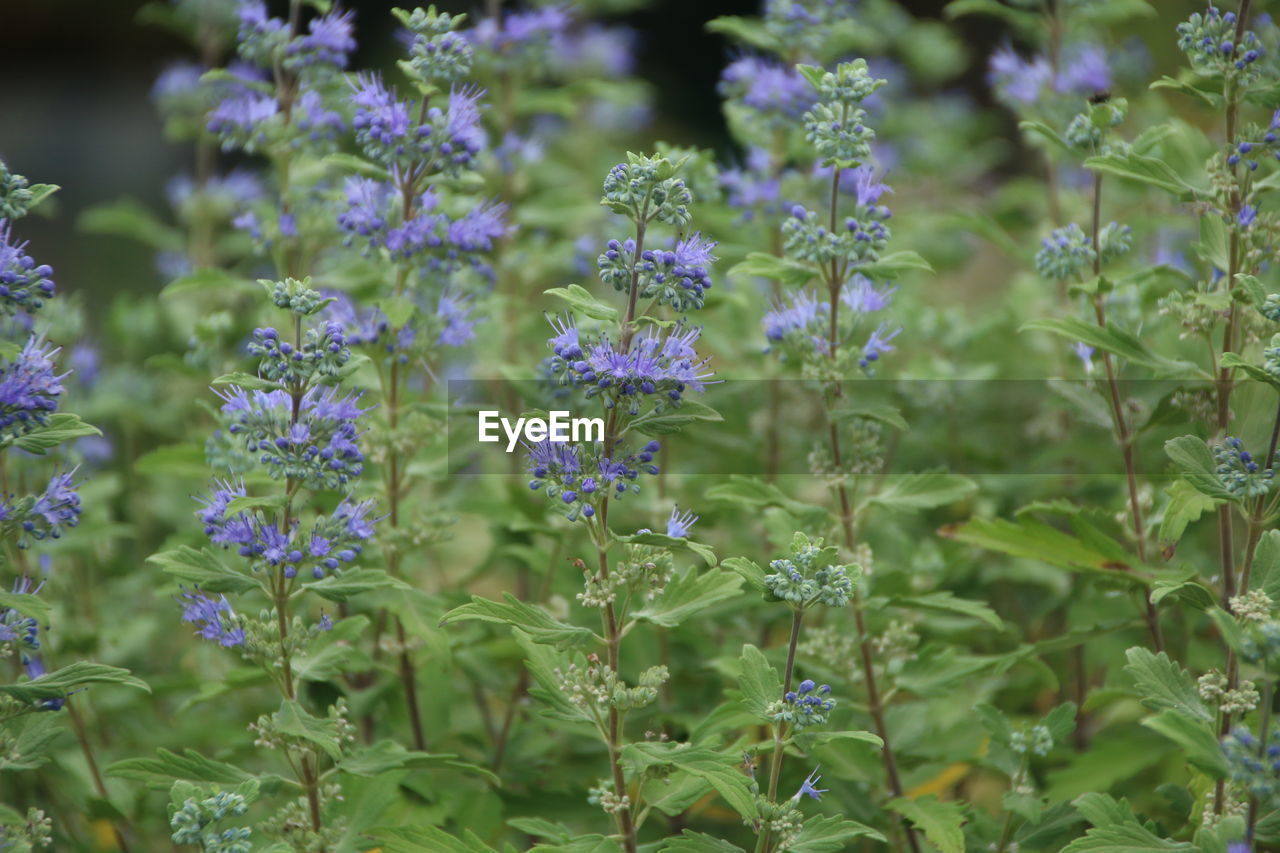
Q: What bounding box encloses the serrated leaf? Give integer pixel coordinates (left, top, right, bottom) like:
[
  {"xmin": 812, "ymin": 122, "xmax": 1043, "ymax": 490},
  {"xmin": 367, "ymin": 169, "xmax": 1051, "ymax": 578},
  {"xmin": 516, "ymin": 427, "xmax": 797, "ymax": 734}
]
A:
[
  {"xmin": 1123, "ymin": 648, "xmax": 1212, "ymax": 723},
  {"xmin": 0, "ymin": 661, "xmax": 149, "ymax": 703},
  {"xmin": 148, "ymin": 545, "xmax": 259, "ymax": 595},
  {"xmin": 302, "ymin": 569, "xmax": 412, "ymax": 602},
  {"xmin": 1083, "ymin": 151, "xmax": 1203, "ymax": 199},
  {"xmin": 106, "ymin": 748, "xmax": 258, "ymax": 786},
  {"xmin": 737, "ymin": 644, "xmax": 782, "ymax": 719},
  {"xmin": 1159, "ymin": 478, "xmax": 1221, "ymax": 545},
  {"xmin": 619, "ymin": 741, "xmax": 756, "ymax": 819},
  {"xmin": 619, "ymin": 531, "xmax": 718, "ymax": 567},
  {"xmin": 274, "ymin": 699, "xmax": 341, "ymax": 761},
  {"xmin": 442, "ymin": 593, "xmax": 595, "ymax": 649},
  {"xmin": 633, "ymin": 567, "xmax": 742, "ymax": 627},
  {"xmin": 1141, "ymin": 710, "xmax": 1227, "ymax": 777},
  {"xmin": 1023, "ymin": 318, "xmax": 1197, "ymax": 375},
  {"xmin": 728, "ymin": 252, "xmax": 816, "ymax": 286},
  {"xmin": 544, "ymin": 284, "xmax": 618, "ymax": 322},
  {"xmin": 12, "ymin": 413, "xmax": 101, "ymax": 454},
  {"xmin": 789, "ymin": 814, "xmax": 885, "ymax": 851},
  {"xmin": 865, "ymin": 472, "xmax": 976, "ymax": 512},
  {"xmin": 211, "ymin": 372, "xmax": 281, "ymax": 391},
  {"xmin": 888, "ymin": 795, "xmax": 965, "ymax": 853},
  {"xmin": 1164, "ymin": 435, "xmax": 1233, "ymax": 501},
  {"xmin": 892, "ymin": 592, "xmax": 1003, "ymax": 630},
  {"xmin": 660, "ymin": 831, "xmax": 746, "ymax": 852},
  {"xmin": 629, "ymin": 399, "xmax": 723, "ymax": 437}
]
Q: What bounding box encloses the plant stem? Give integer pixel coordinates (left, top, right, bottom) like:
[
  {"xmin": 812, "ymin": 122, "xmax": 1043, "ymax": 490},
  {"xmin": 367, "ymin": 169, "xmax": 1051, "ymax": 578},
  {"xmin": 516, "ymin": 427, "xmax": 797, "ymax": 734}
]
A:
[
  {"xmin": 756, "ymin": 609, "xmax": 804, "ymax": 853},
  {"xmin": 1086, "ymin": 172, "xmax": 1163, "ymax": 651},
  {"xmin": 66, "ymin": 700, "xmax": 132, "ymax": 853},
  {"xmin": 819, "ymin": 167, "xmax": 921, "ymax": 853}
]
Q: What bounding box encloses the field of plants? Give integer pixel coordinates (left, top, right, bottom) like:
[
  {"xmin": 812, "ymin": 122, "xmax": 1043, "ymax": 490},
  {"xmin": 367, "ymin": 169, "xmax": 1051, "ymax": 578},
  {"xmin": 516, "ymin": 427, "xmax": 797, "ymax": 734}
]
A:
[{"xmin": 5, "ymin": 0, "xmax": 1280, "ymax": 850}]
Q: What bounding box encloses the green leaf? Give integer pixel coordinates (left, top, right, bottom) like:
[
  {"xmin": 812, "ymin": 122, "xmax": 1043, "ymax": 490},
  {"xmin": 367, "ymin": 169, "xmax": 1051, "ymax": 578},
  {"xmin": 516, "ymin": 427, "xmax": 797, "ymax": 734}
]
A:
[
  {"xmin": 944, "ymin": 0, "xmax": 1041, "ymax": 34},
  {"xmin": 1159, "ymin": 478, "xmax": 1221, "ymax": 545},
  {"xmin": 619, "ymin": 741, "xmax": 756, "ymax": 819},
  {"xmin": 148, "ymin": 545, "xmax": 259, "ymax": 595},
  {"xmin": 1083, "ymin": 151, "xmax": 1203, "ymax": 199},
  {"xmin": 222, "ymin": 493, "xmax": 289, "ymax": 516},
  {"xmin": 1254, "ymin": 530, "xmax": 1280, "ymax": 599},
  {"xmin": 544, "ymin": 284, "xmax": 618, "ymax": 322},
  {"xmin": 618, "ymin": 531, "xmax": 718, "ymax": 567},
  {"xmin": 106, "ymin": 748, "xmax": 257, "ymax": 786},
  {"xmin": 1123, "ymin": 647, "xmax": 1212, "ymax": 723},
  {"xmin": 831, "ymin": 401, "xmax": 907, "ymax": 431},
  {"xmin": 864, "ymin": 472, "xmax": 976, "ymax": 512},
  {"xmin": 704, "ymin": 476, "xmax": 828, "ymax": 527},
  {"xmin": 660, "ymin": 831, "xmax": 746, "ymax": 852},
  {"xmin": 721, "ymin": 556, "xmax": 768, "ymax": 592},
  {"xmin": 789, "ymin": 814, "xmax": 885, "ymax": 851},
  {"xmin": 950, "ymin": 515, "xmax": 1147, "ymax": 582},
  {"xmin": 1018, "ymin": 120, "xmax": 1073, "ymax": 155},
  {"xmin": 161, "ymin": 268, "xmax": 261, "ymax": 299},
  {"xmin": 367, "ymin": 826, "xmax": 499, "ymax": 853},
  {"xmin": 1151, "ymin": 75, "xmax": 1224, "ymax": 109},
  {"xmin": 338, "ymin": 740, "xmax": 499, "ymax": 786},
  {"xmin": 893, "ymin": 592, "xmax": 1003, "ymax": 630},
  {"xmin": 1149, "ymin": 579, "xmax": 1216, "ymax": 610},
  {"xmin": 322, "ymin": 152, "xmax": 391, "ymax": 182},
  {"xmin": 737, "ymin": 644, "xmax": 782, "ymax": 719},
  {"xmin": 0, "ymin": 661, "xmax": 149, "ymax": 704},
  {"xmin": 1221, "ymin": 351, "xmax": 1280, "ymax": 390},
  {"xmin": 441, "ymin": 593, "xmax": 595, "ymax": 649},
  {"xmin": 24, "ymin": 183, "xmax": 59, "ymax": 213},
  {"xmin": 0, "ymin": 589, "xmax": 50, "ymax": 623},
  {"xmin": 12, "ymin": 413, "xmax": 101, "ymax": 454},
  {"xmin": 728, "ymin": 252, "xmax": 816, "ymax": 286},
  {"xmin": 1023, "ymin": 318, "xmax": 1197, "ymax": 375},
  {"xmin": 78, "ymin": 198, "xmax": 183, "ymax": 252},
  {"xmin": 1164, "ymin": 435, "xmax": 1233, "ymax": 501},
  {"xmin": 856, "ymin": 250, "xmax": 934, "ymax": 278},
  {"xmin": 629, "ymin": 399, "xmax": 724, "ymax": 437},
  {"xmin": 210, "ymin": 371, "xmax": 281, "ymax": 391},
  {"xmin": 1141, "ymin": 710, "xmax": 1227, "ymax": 778},
  {"xmin": 705, "ymin": 16, "xmax": 782, "ymax": 53},
  {"xmin": 888, "ymin": 795, "xmax": 966, "ymax": 853},
  {"xmin": 1062, "ymin": 794, "xmax": 1196, "ymax": 853},
  {"xmin": 633, "ymin": 568, "xmax": 742, "ymax": 627},
  {"xmin": 302, "ymin": 568, "xmax": 412, "ymax": 602},
  {"xmin": 274, "ymin": 699, "xmax": 341, "ymax": 761}
]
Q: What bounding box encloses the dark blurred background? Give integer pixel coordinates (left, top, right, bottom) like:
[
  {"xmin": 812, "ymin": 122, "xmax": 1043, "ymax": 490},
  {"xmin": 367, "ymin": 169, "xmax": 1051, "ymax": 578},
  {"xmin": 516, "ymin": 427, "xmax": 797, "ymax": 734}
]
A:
[{"xmin": 0, "ymin": 0, "xmax": 1182, "ymax": 317}]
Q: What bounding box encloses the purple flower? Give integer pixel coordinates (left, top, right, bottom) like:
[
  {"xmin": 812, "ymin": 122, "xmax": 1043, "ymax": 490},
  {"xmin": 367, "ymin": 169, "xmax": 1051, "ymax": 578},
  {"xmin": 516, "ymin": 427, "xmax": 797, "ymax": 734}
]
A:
[
  {"xmin": 288, "ymin": 9, "xmax": 357, "ymax": 69},
  {"xmin": 794, "ymin": 768, "xmax": 828, "ymax": 801},
  {"xmin": 208, "ymin": 91, "xmax": 279, "ymax": 148},
  {"xmin": 989, "ymin": 45, "xmax": 1052, "ymax": 104},
  {"xmin": 666, "ymin": 505, "xmax": 698, "ymax": 538},
  {"xmin": 447, "ymin": 202, "xmax": 508, "ymax": 252},
  {"xmin": 1239, "ymin": 204, "xmax": 1258, "ymax": 228},
  {"xmin": 847, "ymin": 165, "xmax": 891, "ymax": 208},
  {"xmin": 436, "ymin": 291, "xmax": 476, "ymax": 347},
  {"xmin": 764, "ymin": 290, "xmax": 827, "ymax": 343},
  {"xmin": 468, "ymin": 5, "xmax": 570, "ymax": 54},
  {"xmin": 24, "ymin": 471, "xmax": 81, "ymax": 543},
  {"xmin": 151, "ymin": 62, "xmax": 205, "ymax": 104},
  {"xmin": 1056, "ymin": 43, "xmax": 1110, "ymax": 94},
  {"xmin": 0, "ymin": 222, "xmax": 55, "ymax": 316},
  {"xmin": 841, "ymin": 275, "xmax": 895, "ymax": 313},
  {"xmin": 859, "ymin": 323, "xmax": 900, "ymax": 369},
  {"xmin": 178, "ymin": 589, "xmax": 246, "ymax": 647},
  {"xmin": 0, "ymin": 337, "xmax": 65, "ymax": 437},
  {"xmin": 720, "ymin": 56, "xmax": 815, "ymax": 120}
]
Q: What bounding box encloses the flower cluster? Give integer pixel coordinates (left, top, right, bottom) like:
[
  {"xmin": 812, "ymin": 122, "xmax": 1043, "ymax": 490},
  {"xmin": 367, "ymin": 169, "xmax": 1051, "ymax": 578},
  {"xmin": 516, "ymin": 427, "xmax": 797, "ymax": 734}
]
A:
[
  {"xmin": 801, "ymin": 60, "xmax": 886, "ymax": 167},
  {"xmin": 1215, "ymin": 436, "xmax": 1274, "ymax": 498},
  {"xmin": 2, "ymin": 471, "xmax": 82, "ymax": 548},
  {"xmin": 763, "ymin": 535, "xmax": 856, "ymax": 608},
  {"xmin": 215, "ymin": 386, "xmax": 367, "ymax": 489},
  {"xmin": 1223, "ymin": 726, "xmax": 1280, "ymax": 802},
  {"xmin": 350, "ymin": 75, "xmax": 485, "ymax": 175},
  {"xmin": 719, "ymin": 56, "xmax": 815, "ymax": 125},
  {"xmin": 248, "ymin": 323, "xmax": 350, "ymax": 385},
  {"xmin": 988, "ymin": 43, "xmax": 1111, "ymax": 106},
  {"xmin": 178, "ymin": 589, "xmax": 247, "ymax": 648},
  {"xmin": 397, "ymin": 6, "xmax": 473, "ymax": 86},
  {"xmin": 199, "ymin": 481, "xmax": 377, "ymax": 579},
  {"xmin": 0, "ymin": 577, "xmax": 41, "ymax": 655},
  {"xmin": 170, "ymin": 788, "xmax": 254, "ymax": 851},
  {"xmin": 1034, "ymin": 223, "xmax": 1096, "ymax": 280},
  {"xmin": 527, "ymin": 440, "xmax": 662, "ymax": 521},
  {"xmin": 767, "ymin": 679, "xmax": 835, "ymax": 730},
  {"xmin": 1178, "ymin": 6, "xmax": 1265, "ymax": 84},
  {"xmin": 546, "ymin": 318, "xmax": 712, "ymax": 411},
  {"xmin": 467, "ymin": 5, "xmax": 570, "ymax": 72},
  {"xmin": 1010, "ymin": 724, "xmax": 1053, "ymax": 757},
  {"xmin": 601, "ymin": 155, "xmax": 694, "ymax": 227},
  {"xmin": 0, "ymin": 222, "xmax": 55, "ymax": 317},
  {"xmin": 596, "ymin": 233, "xmax": 716, "ymax": 312},
  {"xmin": 0, "ymin": 338, "xmax": 66, "ymax": 442},
  {"xmin": 337, "ymin": 178, "xmax": 507, "ymax": 265}
]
